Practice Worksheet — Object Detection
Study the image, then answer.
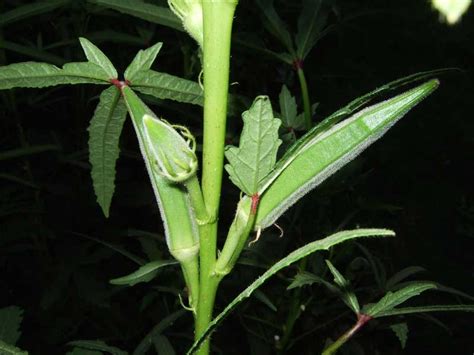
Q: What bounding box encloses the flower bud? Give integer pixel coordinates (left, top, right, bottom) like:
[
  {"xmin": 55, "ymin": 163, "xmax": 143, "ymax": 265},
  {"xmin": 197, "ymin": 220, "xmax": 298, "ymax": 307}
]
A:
[{"xmin": 143, "ymin": 114, "xmax": 198, "ymax": 183}]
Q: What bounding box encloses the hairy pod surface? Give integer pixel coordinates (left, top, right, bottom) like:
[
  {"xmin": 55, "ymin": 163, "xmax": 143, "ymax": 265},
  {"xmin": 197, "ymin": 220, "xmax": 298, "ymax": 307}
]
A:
[
  {"xmin": 252, "ymin": 79, "xmax": 439, "ymax": 230},
  {"xmin": 122, "ymin": 86, "xmax": 199, "ymax": 262}
]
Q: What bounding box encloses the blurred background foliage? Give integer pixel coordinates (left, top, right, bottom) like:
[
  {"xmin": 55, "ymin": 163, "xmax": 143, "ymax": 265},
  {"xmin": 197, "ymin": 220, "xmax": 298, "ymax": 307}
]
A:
[{"xmin": 0, "ymin": 0, "xmax": 473, "ymax": 354}]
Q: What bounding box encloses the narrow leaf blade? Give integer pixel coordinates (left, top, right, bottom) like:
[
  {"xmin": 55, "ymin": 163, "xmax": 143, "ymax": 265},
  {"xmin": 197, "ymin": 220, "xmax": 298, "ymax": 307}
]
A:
[
  {"xmin": 79, "ymin": 37, "xmax": 117, "ymax": 79},
  {"xmin": 125, "ymin": 42, "xmax": 163, "ymax": 82},
  {"xmin": 255, "ymin": 0, "xmax": 294, "ymax": 53},
  {"xmin": 326, "ymin": 260, "xmax": 360, "ymax": 314},
  {"xmin": 0, "ymin": 0, "xmax": 67, "ymax": 26},
  {"xmin": 131, "ymin": 70, "xmax": 203, "ymax": 105},
  {"xmin": 295, "ymin": 0, "xmax": 328, "ymax": 60},
  {"xmin": 110, "ymin": 260, "xmax": 178, "ymax": 286},
  {"xmin": 374, "ymin": 304, "xmax": 474, "ymax": 318},
  {"xmin": 88, "ymin": 86, "xmax": 128, "ymax": 217},
  {"xmin": 0, "ymin": 62, "xmax": 109, "ymax": 90},
  {"xmin": 187, "ymin": 229, "xmax": 394, "ymax": 354},
  {"xmin": 364, "ymin": 282, "xmax": 437, "ymax": 318},
  {"xmin": 225, "ymin": 96, "xmax": 281, "ymax": 195}
]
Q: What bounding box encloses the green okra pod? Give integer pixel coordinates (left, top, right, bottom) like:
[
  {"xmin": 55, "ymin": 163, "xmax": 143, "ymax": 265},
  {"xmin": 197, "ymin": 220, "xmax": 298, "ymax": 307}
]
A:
[
  {"xmin": 121, "ymin": 86, "xmax": 200, "ymax": 307},
  {"xmin": 252, "ymin": 79, "xmax": 440, "ymax": 231}
]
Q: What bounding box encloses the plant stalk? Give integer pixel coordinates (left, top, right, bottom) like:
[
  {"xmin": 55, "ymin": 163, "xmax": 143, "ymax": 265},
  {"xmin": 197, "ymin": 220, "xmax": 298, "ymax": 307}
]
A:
[
  {"xmin": 195, "ymin": 1, "xmax": 238, "ymax": 354},
  {"xmin": 321, "ymin": 313, "xmax": 372, "ymax": 355},
  {"xmin": 296, "ymin": 63, "xmax": 312, "ymax": 130}
]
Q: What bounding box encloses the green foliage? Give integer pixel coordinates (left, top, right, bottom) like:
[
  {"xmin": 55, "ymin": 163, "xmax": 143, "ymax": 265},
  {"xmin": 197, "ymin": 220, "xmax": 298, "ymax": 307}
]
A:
[
  {"xmin": 0, "ymin": 340, "xmax": 28, "ymax": 355},
  {"xmin": 188, "ymin": 229, "xmax": 395, "ymax": 354},
  {"xmin": 325, "ymin": 260, "xmax": 360, "ymax": 314},
  {"xmin": 363, "ymin": 282, "xmax": 437, "ymax": 318},
  {"xmin": 110, "ymin": 260, "xmax": 178, "ymax": 286},
  {"xmin": 278, "ymin": 85, "xmax": 306, "ymax": 132},
  {"xmin": 225, "ymin": 96, "xmax": 282, "ymax": 195},
  {"xmin": 0, "ymin": 306, "xmax": 23, "ymax": 345},
  {"xmin": 130, "ymin": 70, "xmax": 203, "ymax": 106},
  {"xmin": 88, "ymin": 86, "xmax": 128, "ymax": 217},
  {"xmin": 390, "ymin": 323, "xmax": 408, "ymax": 349},
  {"xmin": 88, "ymin": 0, "xmax": 182, "ymax": 30},
  {"xmin": 153, "ymin": 335, "xmax": 176, "ymax": 355},
  {"xmin": 124, "ymin": 42, "xmax": 163, "ymax": 82},
  {"xmin": 253, "ymin": 79, "xmax": 439, "ymax": 230},
  {"xmin": 133, "ymin": 310, "xmax": 186, "ymax": 355},
  {"xmin": 0, "ymin": 62, "xmax": 109, "ymax": 89},
  {"xmin": 1, "ymin": 2, "xmax": 473, "ymax": 354},
  {"xmin": 78, "ymin": 38, "xmax": 117, "ymax": 79},
  {"xmin": 295, "ymin": 0, "xmax": 330, "ymax": 60},
  {"xmin": 0, "ymin": 0, "xmax": 68, "ymax": 27}
]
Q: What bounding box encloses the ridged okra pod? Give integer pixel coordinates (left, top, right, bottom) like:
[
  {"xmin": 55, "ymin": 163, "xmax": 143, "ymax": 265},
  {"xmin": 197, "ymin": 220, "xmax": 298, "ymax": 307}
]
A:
[
  {"xmin": 252, "ymin": 79, "xmax": 439, "ymax": 231},
  {"xmin": 121, "ymin": 86, "xmax": 200, "ymax": 308}
]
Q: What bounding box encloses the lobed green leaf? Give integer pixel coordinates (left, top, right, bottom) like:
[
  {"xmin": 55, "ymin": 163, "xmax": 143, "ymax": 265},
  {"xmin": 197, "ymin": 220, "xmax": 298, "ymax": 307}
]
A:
[
  {"xmin": 363, "ymin": 282, "xmax": 437, "ymax": 318},
  {"xmin": 88, "ymin": 86, "xmax": 128, "ymax": 218},
  {"xmin": 279, "ymin": 85, "xmax": 305, "ymax": 130},
  {"xmin": 225, "ymin": 96, "xmax": 282, "ymax": 195},
  {"xmin": 390, "ymin": 323, "xmax": 408, "ymax": 349}
]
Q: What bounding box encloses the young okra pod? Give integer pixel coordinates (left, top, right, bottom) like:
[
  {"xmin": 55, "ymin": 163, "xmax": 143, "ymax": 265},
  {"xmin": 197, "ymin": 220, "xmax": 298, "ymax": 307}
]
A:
[
  {"xmin": 252, "ymin": 79, "xmax": 440, "ymax": 231},
  {"xmin": 121, "ymin": 86, "xmax": 200, "ymax": 306}
]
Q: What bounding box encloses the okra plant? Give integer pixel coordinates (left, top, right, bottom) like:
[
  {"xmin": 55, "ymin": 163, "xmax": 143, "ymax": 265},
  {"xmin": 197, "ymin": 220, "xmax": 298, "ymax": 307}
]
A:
[{"xmin": 1, "ymin": 1, "xmax": 473, "ymax": 354}]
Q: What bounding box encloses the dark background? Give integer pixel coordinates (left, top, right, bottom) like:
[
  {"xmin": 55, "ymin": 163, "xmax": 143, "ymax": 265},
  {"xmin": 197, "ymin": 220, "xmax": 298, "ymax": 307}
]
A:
[{"xmin": 1, "ymin": 0, "xmax": 473, "ymax": 354}]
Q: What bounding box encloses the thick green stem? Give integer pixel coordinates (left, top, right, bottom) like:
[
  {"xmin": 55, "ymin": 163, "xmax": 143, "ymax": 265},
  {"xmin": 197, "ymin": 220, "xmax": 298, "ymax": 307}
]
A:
[
  {"xmin": 296, "ymin": 65, "xmax": 312, "ymax": 130},
  {"xmin": 195, "ymin": 1, "xmax": 238, "ymax": 354}
]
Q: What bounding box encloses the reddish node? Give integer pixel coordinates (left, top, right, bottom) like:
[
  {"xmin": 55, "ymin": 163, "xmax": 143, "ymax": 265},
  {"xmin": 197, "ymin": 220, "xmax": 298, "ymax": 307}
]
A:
[
  {"xmin": 357, "ymin": 313, "xmax": 372, "ymax": 325},
  {"xmin": 109, "ymin": 78, "xmax": 129, "ymax": 90},
  {"xmin": 292, "ymin": 59, "xmax": 304, "ymax": 70},
  {"xmin": 251, "ymin": 193, "xmax": 260, "ymax": 215}
]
